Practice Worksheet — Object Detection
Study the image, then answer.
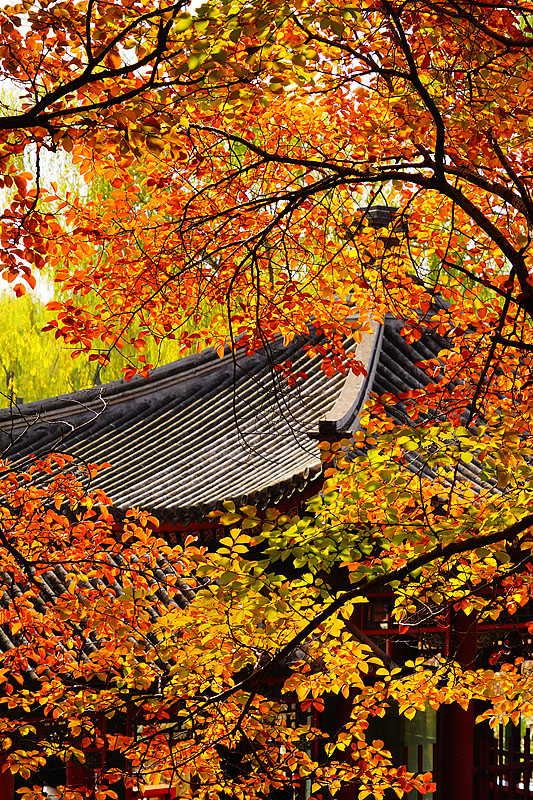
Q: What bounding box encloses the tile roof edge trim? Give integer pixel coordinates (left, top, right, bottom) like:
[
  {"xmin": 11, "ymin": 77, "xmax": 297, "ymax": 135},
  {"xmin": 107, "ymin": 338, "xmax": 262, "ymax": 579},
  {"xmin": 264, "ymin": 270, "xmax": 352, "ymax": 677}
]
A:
[{"xmin": 321, "ymin": 320, "xmax": 383, "ymax": 432}]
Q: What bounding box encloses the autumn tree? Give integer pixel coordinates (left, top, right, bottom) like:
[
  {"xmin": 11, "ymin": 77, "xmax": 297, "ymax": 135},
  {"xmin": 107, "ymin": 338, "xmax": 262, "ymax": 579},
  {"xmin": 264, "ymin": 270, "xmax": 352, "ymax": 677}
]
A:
[{"xmin": 3, "ymin": 0, "xmax": 533, "ymax": 798}]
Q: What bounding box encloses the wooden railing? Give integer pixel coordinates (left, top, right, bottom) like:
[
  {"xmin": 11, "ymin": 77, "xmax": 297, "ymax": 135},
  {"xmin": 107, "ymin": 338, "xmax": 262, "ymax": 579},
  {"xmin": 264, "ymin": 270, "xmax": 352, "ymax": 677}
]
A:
[{"xmin": 476, "ymin": 726, "xmax": 533, "ymax": 799}]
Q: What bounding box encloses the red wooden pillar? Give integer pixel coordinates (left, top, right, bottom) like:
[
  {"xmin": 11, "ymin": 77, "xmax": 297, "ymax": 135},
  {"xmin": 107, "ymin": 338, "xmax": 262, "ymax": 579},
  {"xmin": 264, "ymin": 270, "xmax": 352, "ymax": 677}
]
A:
[
  {"xmin": 438, "ymin": 610, "xmax": 477, "ymax": 800},
  {"xmin": 335, "ymin": 605, "xmax": 366, "ymax": 800},
  {"xmin": 0, "ymin": 757, "xmax": 14, "ymax": 800},
  {"xmin": 66, "ymin": 759, "xmax": 95, "ymax": 795},
  {"xmin": 332, "ymin": 689, "xmax": 356, "ymax": 800},
  {"xmin": 124, "ymin": 713, "xmax": 134, "ymax": 800},
  {"xmin": 387, "ymin": 633, "xmax": 415, "ymax": 667}
]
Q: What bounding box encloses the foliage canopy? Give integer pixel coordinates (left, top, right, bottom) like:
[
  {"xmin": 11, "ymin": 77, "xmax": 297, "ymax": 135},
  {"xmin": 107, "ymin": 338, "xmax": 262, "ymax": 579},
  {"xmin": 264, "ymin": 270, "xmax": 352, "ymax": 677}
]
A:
[{"xmin": 2, "ymin": 0, "xmax": 533, "ymax": 798}]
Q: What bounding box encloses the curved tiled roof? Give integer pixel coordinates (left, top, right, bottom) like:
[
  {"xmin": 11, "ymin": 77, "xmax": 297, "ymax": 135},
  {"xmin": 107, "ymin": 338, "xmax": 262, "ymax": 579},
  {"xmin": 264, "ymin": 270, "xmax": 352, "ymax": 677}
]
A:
[
  {"xmin": 0, "ymin": 324, "xmax": 384, "ymax": 522},
  {"xmin": 0, "ymin": 317, "xmax": 477, "ymax": 522}
]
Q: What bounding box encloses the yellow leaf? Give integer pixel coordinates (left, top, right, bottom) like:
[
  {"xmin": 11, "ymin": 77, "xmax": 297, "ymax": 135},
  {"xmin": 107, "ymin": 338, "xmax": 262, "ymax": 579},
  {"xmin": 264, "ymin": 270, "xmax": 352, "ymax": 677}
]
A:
[
  {"xmin": 239, "ymin": 504, "xmax": 257, "ymax": 517},
  {"xmin": 219, "ymin": 513, "xmax": 242, "ymax": 525}
]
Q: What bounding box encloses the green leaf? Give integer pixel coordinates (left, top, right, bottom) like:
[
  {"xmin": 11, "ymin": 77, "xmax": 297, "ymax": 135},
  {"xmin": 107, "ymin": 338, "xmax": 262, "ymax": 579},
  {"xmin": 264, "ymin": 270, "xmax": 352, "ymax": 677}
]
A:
[
  {"xmin": 175, "ymin": 15, "xmax": 193, "ymax": 32},
  {"xmin": 404, "ymin": 441, "xmax": 419, "ymax": 451},
  {"xmin": 212, "ymin": 50, "xmax": 229, "ymax": 64},
  {"xmin": 187, "ymin": 54, "xmax": 203, "ymax": 72}
]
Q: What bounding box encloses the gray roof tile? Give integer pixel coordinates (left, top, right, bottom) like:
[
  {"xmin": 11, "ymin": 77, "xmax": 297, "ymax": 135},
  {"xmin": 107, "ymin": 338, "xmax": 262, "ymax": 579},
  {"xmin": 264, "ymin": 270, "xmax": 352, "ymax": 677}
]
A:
[
  {"xmin": 0, "ymin": 325, "xmax": 379, "ymax": 521},
  {"xmin": 0, "ymin": 318, "xmax": 480, "ymax": 521}
]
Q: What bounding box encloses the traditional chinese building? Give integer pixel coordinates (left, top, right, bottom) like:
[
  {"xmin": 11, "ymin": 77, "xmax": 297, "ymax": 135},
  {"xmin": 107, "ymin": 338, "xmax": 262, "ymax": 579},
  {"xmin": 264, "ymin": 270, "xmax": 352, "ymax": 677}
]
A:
[{"xmin": 0, "ymin": 315, "xmax": 527, "ymax": 799}]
